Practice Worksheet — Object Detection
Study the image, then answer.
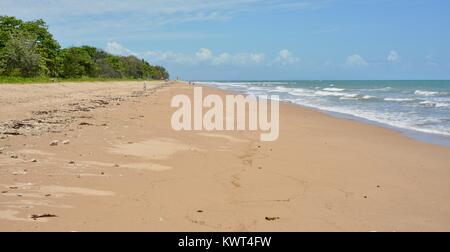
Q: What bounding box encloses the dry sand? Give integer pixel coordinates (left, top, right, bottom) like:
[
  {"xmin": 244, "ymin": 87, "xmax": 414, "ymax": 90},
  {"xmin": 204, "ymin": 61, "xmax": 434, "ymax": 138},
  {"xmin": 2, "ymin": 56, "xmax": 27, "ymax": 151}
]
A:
[{"xmin": 0, "ymin": 81, "xmax": 449, "ymax": 231}]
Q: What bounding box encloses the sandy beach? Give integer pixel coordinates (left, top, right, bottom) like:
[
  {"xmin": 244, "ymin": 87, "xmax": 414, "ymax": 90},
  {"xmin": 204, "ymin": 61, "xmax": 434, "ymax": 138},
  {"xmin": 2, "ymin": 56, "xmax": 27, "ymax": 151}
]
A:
[{"xmin": 0, "ymin": 81, "xmax": 449, "ymax": 231}]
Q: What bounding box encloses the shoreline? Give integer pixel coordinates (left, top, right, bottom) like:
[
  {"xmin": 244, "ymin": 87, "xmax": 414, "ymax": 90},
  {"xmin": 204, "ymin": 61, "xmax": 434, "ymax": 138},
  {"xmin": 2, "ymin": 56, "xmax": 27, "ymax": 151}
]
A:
[
  {"xmin": 322, "ymin": 108, "xmax": 450, "ymax": 148},
  {"xmin": 197, "ymin": 81, "xmax": 450, "ymax": 149},
  {"xmin": 1, "ymin": 81, "xmax": 449, "ymax": 231}
]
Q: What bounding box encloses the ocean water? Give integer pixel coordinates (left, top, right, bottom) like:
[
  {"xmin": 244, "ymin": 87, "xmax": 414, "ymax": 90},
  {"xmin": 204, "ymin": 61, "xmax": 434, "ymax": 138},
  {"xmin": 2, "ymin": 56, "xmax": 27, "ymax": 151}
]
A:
[{"xmin": 196, "ymin": 80, "xmax": 450, "ymax": 147}]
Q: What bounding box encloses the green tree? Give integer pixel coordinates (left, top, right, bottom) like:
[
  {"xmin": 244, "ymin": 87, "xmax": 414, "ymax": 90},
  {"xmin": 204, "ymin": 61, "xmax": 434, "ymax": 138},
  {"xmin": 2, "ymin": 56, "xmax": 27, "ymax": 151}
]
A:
[
  {"xmin": 149, "ymin": 65, "xmax": 169, "ymax": 80},
  {"xmin": 1, "ymin": 16, "xmax": 170, "ymax": 80},
  {"xmin": 122, "ymin": 56, "xmax": 146, "ymax": 78},
  {"xmin": 0, "ymin": 32, "xmax": 41, "ymax": 77},
  {"xmin": 95, "ymin": 57, "xmax": 119, "ymax": 78},
  {"xmin": 0, "ymin": 16, "xmax": 23, "ymax": 49},
  {"xmin": 105, "ymin": 55, "xmax": 126, "ymax": 78},
  {"xmin": 60, "ymin": 47, "xmax": 95, "ymax": 78},
  {"xmin": 0, "ymin": 16, "xmax": 60, "ymax": 77},
  {"xmin": 21, "ymin": 18, "xmax": 61, "ymax": 76}
]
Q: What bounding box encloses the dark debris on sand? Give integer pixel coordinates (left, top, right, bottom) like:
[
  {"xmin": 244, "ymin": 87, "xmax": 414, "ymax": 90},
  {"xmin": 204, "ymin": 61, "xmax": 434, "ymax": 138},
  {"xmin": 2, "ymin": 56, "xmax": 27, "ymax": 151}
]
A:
[{"xmin": 30, "ymin": 213, "xmax": 57, "ymax": 220}]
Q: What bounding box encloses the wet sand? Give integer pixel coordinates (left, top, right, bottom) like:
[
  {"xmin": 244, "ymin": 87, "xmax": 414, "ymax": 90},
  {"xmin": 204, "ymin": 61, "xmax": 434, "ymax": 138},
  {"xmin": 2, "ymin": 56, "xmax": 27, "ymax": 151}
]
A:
[{"xmin": 0, "ymin": 81, "xmax": 449, "ymax": 231}]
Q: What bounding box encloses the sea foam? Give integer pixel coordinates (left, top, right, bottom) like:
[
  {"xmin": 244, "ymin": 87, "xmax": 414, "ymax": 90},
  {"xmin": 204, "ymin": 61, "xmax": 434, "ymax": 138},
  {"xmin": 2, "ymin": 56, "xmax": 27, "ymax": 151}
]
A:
[
  {"xmin": 414, "ymin": 90, "xmax": 449, "ymax": 96},
  {"xmin": 323, "ymin": 87, "xmax": 345, "ymax": 92},
  {"xmin": 197, "ymin": 80, "xmax": 450, "ymax": 139}
]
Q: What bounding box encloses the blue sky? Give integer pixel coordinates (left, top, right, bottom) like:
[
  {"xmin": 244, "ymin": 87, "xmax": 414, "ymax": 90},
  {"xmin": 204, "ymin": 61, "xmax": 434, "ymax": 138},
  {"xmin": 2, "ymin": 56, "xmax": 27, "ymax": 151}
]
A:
[{"xmin": 2, "ymin": 0, "xmax": 450, "ymax": 80}]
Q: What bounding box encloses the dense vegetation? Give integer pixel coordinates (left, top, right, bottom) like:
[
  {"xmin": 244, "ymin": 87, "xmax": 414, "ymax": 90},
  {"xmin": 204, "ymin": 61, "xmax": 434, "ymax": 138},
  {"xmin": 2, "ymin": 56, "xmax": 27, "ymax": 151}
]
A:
[{"xmin": 0, "ymin": 16, "xmax": 169, "ymax": 81}]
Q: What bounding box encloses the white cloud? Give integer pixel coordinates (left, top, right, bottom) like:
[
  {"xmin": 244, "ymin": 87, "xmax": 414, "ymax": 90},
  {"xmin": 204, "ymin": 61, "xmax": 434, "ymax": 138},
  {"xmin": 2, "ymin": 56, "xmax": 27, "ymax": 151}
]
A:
[
  {"xmin": 234, "ymin": 53, "xmax": 266, "ymax": 65},
  {"xmin": 144, "ymin": 50, "xmax": 195, "ymax": 65},
  {"xmin": 105, "ymin": 43, "xmax": 299, "ymax": 68},
  {"xmin": 387, "ymin": 50, "xmax": 400, "ymax": 62},
  {"xmin": 212, "ymin": 53, "xmax": 232, "ymax": 65},
  {"xmin": 143, "ymin": 48, "xmax": 267, "ymax": 66},
  {"xmin": 345, "ymin": 54, "xmax": 368, "ymax": 67},
  {"xmin": 250, "ymin": 53, "xmax": 266, "ymax": 63},
  {"xmin": 105, "ymin": 41, "xmax": 136, "ymax": 56},
  {"xmin": 196, "ymin": 48, "xmax": 213, "ymax": 61},
  {"xmin": 274, "ymin": 49, "xmax": 299, "ymax": 65}
]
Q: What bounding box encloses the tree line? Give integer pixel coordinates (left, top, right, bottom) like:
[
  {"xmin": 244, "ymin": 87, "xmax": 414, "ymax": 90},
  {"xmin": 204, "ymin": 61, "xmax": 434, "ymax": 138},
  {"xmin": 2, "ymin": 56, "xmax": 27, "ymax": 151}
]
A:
[{"xmin": 0, "ymin": 16, "xmax": 169, "ymax": 80}]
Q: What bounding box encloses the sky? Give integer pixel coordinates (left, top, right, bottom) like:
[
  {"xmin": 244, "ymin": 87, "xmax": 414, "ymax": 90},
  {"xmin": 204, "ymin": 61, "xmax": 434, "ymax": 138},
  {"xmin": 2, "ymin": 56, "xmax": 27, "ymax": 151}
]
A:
[{"xmin": 1, "ymin": 0, "xmax": 450, "ymax": 80}]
